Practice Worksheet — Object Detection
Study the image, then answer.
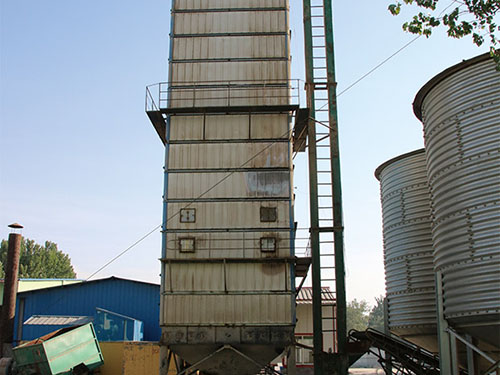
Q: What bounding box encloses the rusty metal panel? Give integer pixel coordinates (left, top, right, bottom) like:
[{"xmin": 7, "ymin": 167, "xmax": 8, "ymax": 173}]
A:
[
  {"xmin": 416, "ymin": 55, "xmax": 500, "ymax": 345},
  {"xmin": 166, "ymin": 201, "xmax": 290, "ymax": 229},
  {"xmin": 173, "ymin": 11, "xmax": 287, "ymax": 35},
  {"xmin": 162, "ymin": 294, "xmax": 292, "ymax": 325},
  {"xmin": 174, "ymin": 0, "xmax": 287, "ymax": 9},
  {"xmin": 169, "ymin": 143, "xmax": 289, "ymax": 170},
  {"xmin": 173, "ymin": 36, "xmax": 287, "ymax": 60},
  {"xmin": 167, "ymin": 171, "xmax": 290, "ymax": 199}
]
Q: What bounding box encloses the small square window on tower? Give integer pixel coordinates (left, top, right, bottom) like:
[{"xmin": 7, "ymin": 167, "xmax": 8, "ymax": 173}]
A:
[
  {"xmin": 180, "ymin": 208, "xmax": 196, "ymax": 223},
  {"xmin": 260, "ymin": 207, "xmax": 277, "ymax": 222},
  {"xmin": 179, "ymin": 238, "xmax": 195, "ymax": 253},
  {"xmin": 260, "ymin": 237, "xmax": 277, "ymax": 252}
]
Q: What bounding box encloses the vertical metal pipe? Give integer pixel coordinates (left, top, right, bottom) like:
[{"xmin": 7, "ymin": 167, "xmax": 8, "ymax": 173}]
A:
[
  {"xmin": 303, "ymin": 1, "xmax": 324, "ymax": 374},
  {"xmin": 0, "ymin": 231, "xmax": 22, "ymax": 357}
]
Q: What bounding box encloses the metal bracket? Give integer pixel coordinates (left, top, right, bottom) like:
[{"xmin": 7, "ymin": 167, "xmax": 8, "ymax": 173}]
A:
[
  {"xmin": 446, "ymin": 328, "xmax": 498, "ymax": 367},
  {"xmin": 176, "ymin": 345, "xmax": 283, "ymax": 375}
]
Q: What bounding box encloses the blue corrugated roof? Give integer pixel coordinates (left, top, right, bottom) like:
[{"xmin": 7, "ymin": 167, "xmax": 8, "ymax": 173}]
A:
[{"xmin": 14, "ymin": 276, "xmax": 160, "ymax": 343}]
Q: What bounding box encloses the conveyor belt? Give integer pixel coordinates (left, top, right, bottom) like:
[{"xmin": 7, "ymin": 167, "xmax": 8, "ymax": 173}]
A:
[{"xmin": 349, "ymin": 328, "xmax": 444, "ymax": 375}]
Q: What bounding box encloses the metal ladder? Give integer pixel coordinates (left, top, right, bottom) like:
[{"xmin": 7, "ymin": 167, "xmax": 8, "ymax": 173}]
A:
[{"xmin": 304, "ymin": 0, "xmax": 347, "ymax": 373}]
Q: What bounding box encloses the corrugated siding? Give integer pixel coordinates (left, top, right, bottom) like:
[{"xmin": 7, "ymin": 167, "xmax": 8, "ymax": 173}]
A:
[
  {"xmin": 165, "ymin": 232, "xmax": 292, "ymax": 259},
  {"xmin": 169, "ymin": 143, "xmax": 289, "ymax": 169},
  {"xmin": 377, "ymin": 150, "xmax": 437, "ymax": 331},
  {"xmin": 163, "ymin": 294, "xmax": 291, "ymax": 325},
  {"xmin": 166, "ymin": 201, "xmax": 290, "ymax": 229},
  {"xmin": 169, "ymin": 114, "xmax": 289, "ymax": 141},
  {"xmin": 173, "ymin": 11, "xmax": 287, "ymax": 34},
  {"xmin": 421, "ymin": 58, "xmax": 500, "ymax": 322},
  {"xmin": 173, "ymin": 36, "xmax": 287, "ymax": 60},
  {"xmin": 15, "ymin": 278, "xmax": 160, "ymax": 342},
  {"xmin": 171, "ymin": 61, "xmax": 288, "ymax": 82},
  {"xmin": 167, "ymin": 171, "xmax": 290, "ymax": 199},
  {"xmin": 165, "ymin": 263, "xmax": 290, "ymax": 292},
  {"xmin": 174, "ymin": 0, "xmax": 287, "ymax": 9}
]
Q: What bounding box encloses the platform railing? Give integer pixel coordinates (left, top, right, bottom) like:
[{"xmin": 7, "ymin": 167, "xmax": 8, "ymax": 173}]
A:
[{"xmin": 146, "ymin": 79, "xmax": 303, "ymax": 112}]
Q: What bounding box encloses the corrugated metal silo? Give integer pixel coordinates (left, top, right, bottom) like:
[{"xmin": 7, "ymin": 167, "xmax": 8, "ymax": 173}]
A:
[
  {"xmin": 413, "ymin": 53, "xmax": 500, "ymax": 349},
  {"xmin": 157, "ymin": 1, "xmax": 295, "ymax": 374},
  {"xmin": 375, "ymin": 149, "xmax": 437, "ymax": 352}
]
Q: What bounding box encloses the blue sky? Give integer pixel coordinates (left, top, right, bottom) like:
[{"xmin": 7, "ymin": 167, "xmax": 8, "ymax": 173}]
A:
[{"xmin": 1, "ymin": 0, "xmax": 488, "ymax": 305}]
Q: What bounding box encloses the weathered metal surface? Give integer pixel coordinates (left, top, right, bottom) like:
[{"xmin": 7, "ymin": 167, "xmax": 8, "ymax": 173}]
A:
[
  {"xmin": 166, "ymin": 201, "xmax": 290, "ymax": 229},
  {"xmin": 167, "ymin": 171, "xmax": 290, "ymax": 199},
  {"xmin": 164, "ymin": 232, "xmax": 292, "ymax": 260},
  {"xmin": 376, "ymin": 149, "xmax": 437, "ymax": 352},
  {"xmin": 159, "ymin": 0, "xmax": 294, "ymax": 373},
  {"xmin": 168, "ymin": 143, "xmax": 289, "ymax": 169},
  {"xmin": 169, "ymin": 114, "xmax": 290, "ymax": 141},
  {"xmin": 171, "ymin": 61, "xmax": 288, "ymax": 82},
  {"xmin": 99, "ymin": 341, "xmax": 174, "ymax": 375},
  {"xmin": 13, "ymin": 323, "xmax": 103, "ymax": 375},
  {"xmin": 173, "ymin": 36, "xmax": 287, "ymax": 60},
  {"xmin": 173, "ymin": 11, "xmax": 287, "ymax": 35},
  {"xmin": 415, "ymin": 54, "xmax": 500, "ymax": 347},
  {"xmin": 174, "ymin": 0, "xmax": 287, "ymax": 9}
]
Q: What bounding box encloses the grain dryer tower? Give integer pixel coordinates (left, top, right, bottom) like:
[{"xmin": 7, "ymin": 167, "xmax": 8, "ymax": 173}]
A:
[{"xmin": 146, "ymin": 1, "xmax": 298, "ymax": 374}]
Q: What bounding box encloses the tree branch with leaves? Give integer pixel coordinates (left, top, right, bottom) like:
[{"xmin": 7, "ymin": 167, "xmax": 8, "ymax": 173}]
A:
[
  {"xmin": 389, "ymin": 0, "xmax": 500, "ymax": 69},
  {"xmin": 0, "ymin": 238, "xmax": 76, "ymax": 279}
]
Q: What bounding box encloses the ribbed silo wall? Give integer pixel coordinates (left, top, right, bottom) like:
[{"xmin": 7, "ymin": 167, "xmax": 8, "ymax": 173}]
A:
[
  {"xmin": 414, "ymin": 53, "xmax": 500, "ymax": 348},
  {"xmin": 160, "ymin": 1, "xmax": 294, "ymax": 374},
  {"xmin": 375, "ymin": 149, "xmax": 437, "ymax": 352}
]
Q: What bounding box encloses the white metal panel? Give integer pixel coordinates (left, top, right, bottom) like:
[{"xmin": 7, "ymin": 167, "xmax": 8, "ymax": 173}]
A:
[
  {"xmin": 169, "ymin": 143, "xmax": 289, "ymax": 169},
  {"xmin": 173, "ymin": 36, "xmax": 287, "ymax": 60},
  {"xmin": 165, "ymin": 263, "xmax": 289, "ymax": 292},
  {"xmin": 168, "ymin": 171, "xmax": 290, "ymax": 199},
  {"xmin": 165, "ymin": 232, "xmax": 292, "ymax": 259},
  {"xmin": 251, "ymin": 114, "xmax": 290, "ymax": 139},
  {"xmin": 162, "ymin": 294, "xmax": 292, "ymax": 325},
  {"xmin": 174, "ymin": 0, "xmax": 286, "ymax": 10},
  {"xmin": 168, "ymin": 86, "xmax": 290, "ymax": 108},
  {"xmin": 173, "ymin": 11, "xmax": 287, "ymax": 34},
  {"xmin": 226, "ymin": 263, "xmax": 289, "ymax": 291},
  {"xmin": 205, "ymin": 115, "xmax": 249, "ymax": 140},
  {"xmin": 171, "ymin": 61, "xmax": 288, "ymax": 83},
  {"xmin": 169, "ymin": 116, "xmax": 204, "ymax": 140},
  {"xmin": 166, "ymin": 201, "xmax": 290, "ymax": 229}
]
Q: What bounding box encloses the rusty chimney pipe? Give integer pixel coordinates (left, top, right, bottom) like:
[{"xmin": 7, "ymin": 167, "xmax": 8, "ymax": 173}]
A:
[{"xmin": 0, "ymin": 223, "xmax": 23, "ymax": 358}]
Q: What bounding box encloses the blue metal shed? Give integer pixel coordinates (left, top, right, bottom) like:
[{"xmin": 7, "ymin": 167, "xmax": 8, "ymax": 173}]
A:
[{"xmin": 14, "ymin": 276, "xmax": 160, "ymax": 343}]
